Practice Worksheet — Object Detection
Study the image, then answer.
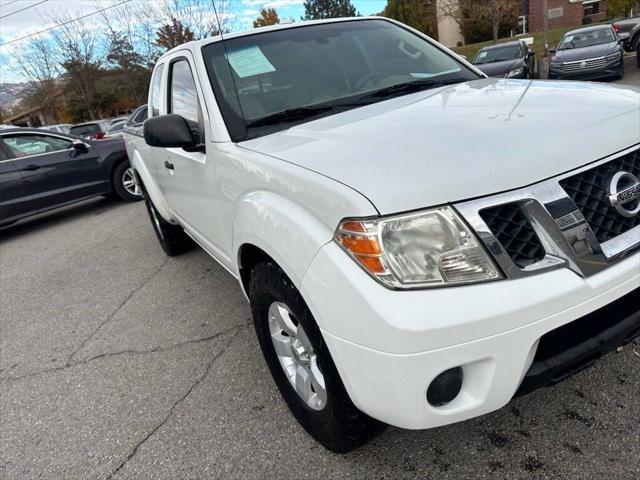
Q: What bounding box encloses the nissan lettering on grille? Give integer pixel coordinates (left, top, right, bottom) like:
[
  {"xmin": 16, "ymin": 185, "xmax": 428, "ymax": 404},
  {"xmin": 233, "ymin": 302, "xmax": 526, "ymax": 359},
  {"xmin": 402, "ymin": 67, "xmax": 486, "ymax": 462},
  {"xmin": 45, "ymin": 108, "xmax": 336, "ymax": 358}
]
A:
[{"xmin": 609, "ymin": 171, "xmax": 640, "ymax": 218}]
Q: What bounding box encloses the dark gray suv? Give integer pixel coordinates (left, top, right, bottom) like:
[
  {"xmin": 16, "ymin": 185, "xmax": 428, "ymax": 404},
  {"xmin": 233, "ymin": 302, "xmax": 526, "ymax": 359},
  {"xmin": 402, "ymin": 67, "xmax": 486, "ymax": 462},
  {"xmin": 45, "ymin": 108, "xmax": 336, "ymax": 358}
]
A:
[{"xmin": 549, "ymin": 25, "xmax": 624, "ymax": 81}]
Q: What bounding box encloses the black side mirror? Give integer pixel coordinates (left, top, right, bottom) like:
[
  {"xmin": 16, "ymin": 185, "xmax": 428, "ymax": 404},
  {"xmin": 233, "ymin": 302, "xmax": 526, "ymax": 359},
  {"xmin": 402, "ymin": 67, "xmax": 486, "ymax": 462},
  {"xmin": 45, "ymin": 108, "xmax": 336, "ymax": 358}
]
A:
[
  {"xmin": 528, "ymin": 51, "xmax": 535, "ymax": 58},
  {"xmin": 548, "ymin": 48, "xmax": 557, "ymax": 54},
  {"xmin": 144, "ymin": 114, "xmax": 199, "ymax": 150},
  {"xmin": 72, "ymin": 140, "xmax": 87, "ymax": 152}
]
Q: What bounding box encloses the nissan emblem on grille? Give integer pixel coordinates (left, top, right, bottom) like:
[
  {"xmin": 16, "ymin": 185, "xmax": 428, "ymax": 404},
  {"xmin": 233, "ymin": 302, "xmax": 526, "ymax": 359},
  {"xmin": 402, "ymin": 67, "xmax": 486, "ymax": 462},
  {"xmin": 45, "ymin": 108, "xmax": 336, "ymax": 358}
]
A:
[{"xmin": 608, "ymin": 171, "xmax": 640, "ymax": 218}]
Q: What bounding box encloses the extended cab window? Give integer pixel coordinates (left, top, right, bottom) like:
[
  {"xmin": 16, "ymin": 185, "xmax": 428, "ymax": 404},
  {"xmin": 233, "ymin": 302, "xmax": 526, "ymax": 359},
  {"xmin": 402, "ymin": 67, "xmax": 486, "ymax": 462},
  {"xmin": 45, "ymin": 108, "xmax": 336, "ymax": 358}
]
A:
[
  {"xmin": 202, "ymin": 19, "xmax": 480, "ymax": 141},
  {"xmin": 168, "ymin": 59, "xmax": 203, "ymax": 143},
  {"xmin": 3, "ymin": 134, "xmax": 72, "ymax": 157},
  {"xmin": 150, "ymin": 64, "xmax": 164, "ymax": 117}
]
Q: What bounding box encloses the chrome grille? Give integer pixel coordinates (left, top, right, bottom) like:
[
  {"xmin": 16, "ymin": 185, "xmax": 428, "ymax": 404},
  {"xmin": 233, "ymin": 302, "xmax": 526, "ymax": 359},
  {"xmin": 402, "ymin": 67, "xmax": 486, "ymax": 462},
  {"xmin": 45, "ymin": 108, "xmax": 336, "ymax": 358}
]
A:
[
  {"xmin": 561, "ymin": 56, "xmax": 606, "ymax": 71},
  {"xmin": 455, "ymin": 146, "xmax": 640, "ymax": 280},
  {"xmin": 560, "ymin": 149, "xmax": 640, "ymax": 243}
]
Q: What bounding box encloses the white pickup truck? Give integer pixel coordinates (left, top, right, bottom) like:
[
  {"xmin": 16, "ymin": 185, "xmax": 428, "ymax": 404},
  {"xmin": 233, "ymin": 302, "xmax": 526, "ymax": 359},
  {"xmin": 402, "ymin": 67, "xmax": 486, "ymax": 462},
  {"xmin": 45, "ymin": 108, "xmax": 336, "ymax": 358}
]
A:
[{"xmin": 125, "ymin": 18, "xmax": 640, "ymax": 452}]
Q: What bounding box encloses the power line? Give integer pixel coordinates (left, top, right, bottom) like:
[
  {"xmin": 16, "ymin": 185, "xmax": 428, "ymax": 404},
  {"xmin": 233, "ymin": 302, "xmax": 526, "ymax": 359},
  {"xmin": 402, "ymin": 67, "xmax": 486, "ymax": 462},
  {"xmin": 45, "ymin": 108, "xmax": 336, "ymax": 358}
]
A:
[
  {"xmin": 0, "ymin": 0, "xmax": 48, "ymax": 20},
  {"xmin": 0, "ymin": 0, "xmax": 131, "ymax": 48},
  {"xmin": 0, "ymin": 0, "xmax": 22, "ymax": 8}
]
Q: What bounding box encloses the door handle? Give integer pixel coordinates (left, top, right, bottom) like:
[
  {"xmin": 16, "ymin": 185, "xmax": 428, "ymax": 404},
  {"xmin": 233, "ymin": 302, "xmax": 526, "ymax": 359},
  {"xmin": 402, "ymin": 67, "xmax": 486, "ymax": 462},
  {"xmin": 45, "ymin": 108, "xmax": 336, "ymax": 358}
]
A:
[
  {"xmin": 22, "ymin": 164, "xmax": 41, "ymax": 171},
  {"xmin": 164, "ymin": 160, "xmax": 174, "ymax": 170}
]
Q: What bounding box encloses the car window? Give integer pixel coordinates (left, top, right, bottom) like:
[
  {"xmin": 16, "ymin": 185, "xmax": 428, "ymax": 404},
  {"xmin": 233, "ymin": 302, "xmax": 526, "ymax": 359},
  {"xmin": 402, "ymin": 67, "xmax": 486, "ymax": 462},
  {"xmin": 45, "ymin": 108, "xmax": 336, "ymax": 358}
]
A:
[
  {"xmin": 70, "ymin": 124, "xmax": 101, "ymax": 137},
  {"xmin": 3, "ymin": 134, "xmax": 73, "ymax": 157},
  {"xmin": 0, "ymin": 142, "xmax": 8, "ymax": 161},
  {"xmin": 202, "ymin": 20, "xmax": 479, "ymax": 141},
  {"xmin": 559, "ymin": 28, "xmax": 616, "ymax": 49},
  {"xmin": 169, "ymin": 59, "xmax": 202, "ymax": 142},
  {"xmin": 474, "ymin": 45, "xmax": 522, "ymax": 64},
  {"xmin": 150, "ymin": 64, "xmax": 164, "ymax": 117},
  {"xmin": 109, "ymin": 123, "xmax": 124, "ymax": 133},
  {"xmin": 130, "ymin": 107, "xmax": 148, "ymax": 125}
]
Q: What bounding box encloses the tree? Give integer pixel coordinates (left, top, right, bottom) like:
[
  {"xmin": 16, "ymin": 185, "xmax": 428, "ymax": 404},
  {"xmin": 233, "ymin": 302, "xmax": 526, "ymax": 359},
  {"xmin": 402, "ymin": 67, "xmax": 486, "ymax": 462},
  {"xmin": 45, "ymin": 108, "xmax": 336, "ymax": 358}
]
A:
[
  {"xmin": 12, "ymin": 37, "xmax": 62, "ymax": 123},
  {"xmin": 303, "ymin": 0, "xmax": 359, "ymax": 20},
  {"xmin": 150, "ymin": 0, "xmax": 233, "ymax": 40},
  {"xmin": 442, "ymin": 0, "xmax": 518, "ymax": 43},
  {"xmin": 253, "ymin": 8, "xmax": 280, "ymax": 28},
  {"xmin": 608, "ymin": 0, "xmax": 640, "ymax": 17},
  {"xmin": 106, "ymin": 32, "xmax": 150, "ymax": 104},
  {"xmin": 155, "ymin": 18, "xmax": 196, "ymax": 51},
  {"xmin": 382, "ymin": 0, "xmax": 437, "ymax": 37}
]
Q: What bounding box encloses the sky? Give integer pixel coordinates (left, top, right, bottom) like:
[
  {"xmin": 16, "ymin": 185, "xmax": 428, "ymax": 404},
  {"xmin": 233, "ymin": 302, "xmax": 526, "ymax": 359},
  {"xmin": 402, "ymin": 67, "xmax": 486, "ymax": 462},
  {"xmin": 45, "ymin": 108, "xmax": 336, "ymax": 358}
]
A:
[{"xmin": 0, "ymin": 0, "xmax": 387, "ymax": 83}]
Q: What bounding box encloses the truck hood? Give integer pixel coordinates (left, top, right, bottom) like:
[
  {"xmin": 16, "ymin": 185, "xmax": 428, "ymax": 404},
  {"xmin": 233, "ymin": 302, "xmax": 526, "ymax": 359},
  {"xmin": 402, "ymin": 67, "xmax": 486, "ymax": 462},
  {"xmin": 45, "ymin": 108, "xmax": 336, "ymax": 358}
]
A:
[{"xmin": 240, "ymin": 78, "xmax": 640, "ymax": 214}]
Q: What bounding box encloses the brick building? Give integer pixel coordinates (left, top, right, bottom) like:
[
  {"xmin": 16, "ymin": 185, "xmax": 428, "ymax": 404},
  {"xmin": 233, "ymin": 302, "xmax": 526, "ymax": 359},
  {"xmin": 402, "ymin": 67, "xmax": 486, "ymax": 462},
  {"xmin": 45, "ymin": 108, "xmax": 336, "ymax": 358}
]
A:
[{"xmin": 527, "ymin": 0, "xmax": 608, "ymax": 32}]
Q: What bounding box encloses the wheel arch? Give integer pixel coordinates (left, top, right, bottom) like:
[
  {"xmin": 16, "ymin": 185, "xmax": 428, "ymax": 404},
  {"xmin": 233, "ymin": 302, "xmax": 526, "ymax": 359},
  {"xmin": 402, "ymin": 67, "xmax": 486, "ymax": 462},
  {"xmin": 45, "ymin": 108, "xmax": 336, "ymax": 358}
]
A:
[{"xmin": 233, "ymin": 191, "xmax": 335, "ymax": 299}]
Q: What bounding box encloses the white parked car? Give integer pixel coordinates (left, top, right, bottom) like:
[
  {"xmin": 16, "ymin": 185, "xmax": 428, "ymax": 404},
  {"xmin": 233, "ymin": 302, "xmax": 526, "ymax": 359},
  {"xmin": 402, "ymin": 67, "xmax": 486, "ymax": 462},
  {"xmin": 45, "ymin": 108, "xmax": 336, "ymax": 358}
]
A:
[{"xmin": 124, "ymin": 18, "xmax": 640, "ymax": 452}]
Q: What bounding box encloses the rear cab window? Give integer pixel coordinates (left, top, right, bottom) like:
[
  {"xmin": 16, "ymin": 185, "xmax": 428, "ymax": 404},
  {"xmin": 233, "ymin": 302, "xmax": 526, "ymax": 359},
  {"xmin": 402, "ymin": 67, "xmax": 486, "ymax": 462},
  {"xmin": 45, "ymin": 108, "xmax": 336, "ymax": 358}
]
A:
[{"xmin": 150, "ymin": 64, "xmax": 165, "ymax": 117}]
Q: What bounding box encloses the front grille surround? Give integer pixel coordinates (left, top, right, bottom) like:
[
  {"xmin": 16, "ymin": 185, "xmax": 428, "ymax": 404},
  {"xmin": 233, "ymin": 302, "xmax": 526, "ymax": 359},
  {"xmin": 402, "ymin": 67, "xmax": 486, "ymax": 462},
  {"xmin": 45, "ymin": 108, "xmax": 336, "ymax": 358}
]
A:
[{"xmin": 454, "ymin": 145, "xmax": 640, "ymax": 280}]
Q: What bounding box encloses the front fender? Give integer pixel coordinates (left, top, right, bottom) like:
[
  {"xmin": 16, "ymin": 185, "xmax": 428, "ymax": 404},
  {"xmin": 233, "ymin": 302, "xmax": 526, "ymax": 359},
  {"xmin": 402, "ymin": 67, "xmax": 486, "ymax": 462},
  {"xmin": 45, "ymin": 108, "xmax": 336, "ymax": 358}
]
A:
[
  {"xmin": 232, "ymin": 191, "xmax": 334, "ymax": 291},
  {"xmin": 130, "ymin": 149, "xmax": 174, "ymax": 223}
]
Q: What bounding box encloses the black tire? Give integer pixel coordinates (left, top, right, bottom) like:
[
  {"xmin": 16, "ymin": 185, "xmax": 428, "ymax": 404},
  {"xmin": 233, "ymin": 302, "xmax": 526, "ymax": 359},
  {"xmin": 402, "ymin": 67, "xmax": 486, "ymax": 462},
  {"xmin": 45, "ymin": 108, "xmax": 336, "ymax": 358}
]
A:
[
  {"xmin": 143, "ymin": 195, "xmax": 192, "ymax": 256},
  {"xmin": 112, "ymin": 161, "xmax": 143, "ymax": 202},
  {"xmin": 249, "ymin": 261, "xmax": 385, "ymax": 453}
]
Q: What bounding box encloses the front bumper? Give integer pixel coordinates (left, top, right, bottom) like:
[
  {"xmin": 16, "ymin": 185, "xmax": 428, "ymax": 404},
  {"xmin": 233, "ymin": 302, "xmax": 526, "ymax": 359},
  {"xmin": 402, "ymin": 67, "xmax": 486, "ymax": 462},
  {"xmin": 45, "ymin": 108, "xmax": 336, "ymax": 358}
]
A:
[
  {"xmin": 300, "ymin": 242, "xmax": 640, "ymax": 429},
  {"xmin": 549, "ymin": 59, "xmax": 623, "ymax": 80}
]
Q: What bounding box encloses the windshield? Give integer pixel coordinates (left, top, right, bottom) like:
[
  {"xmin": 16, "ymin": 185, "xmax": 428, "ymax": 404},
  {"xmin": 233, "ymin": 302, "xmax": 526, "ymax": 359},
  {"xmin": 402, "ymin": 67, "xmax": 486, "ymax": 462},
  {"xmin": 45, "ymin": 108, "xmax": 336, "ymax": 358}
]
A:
[
  {"xmin": 474, "ymin": 45, "xmax": 521, "ymax": 64},
  {"xmin": 202, "ymin": 20, "xmax": 480, "ymax": 141},
  {"xmin": 559, "ymin": 28, "xmax": 616, "ymax": 50}
]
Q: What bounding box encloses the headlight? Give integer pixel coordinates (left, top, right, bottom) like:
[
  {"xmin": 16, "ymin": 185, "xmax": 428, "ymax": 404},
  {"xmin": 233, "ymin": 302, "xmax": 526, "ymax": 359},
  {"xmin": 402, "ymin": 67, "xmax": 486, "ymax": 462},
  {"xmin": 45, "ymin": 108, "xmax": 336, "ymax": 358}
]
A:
[
  {"xmin": 605, "ymin": 52, "xmax": 621, "ymax": 62},
  {"xmin": 549, "ymin": 61, "xmax": 561, "ymax": 68},
  {"xmin": 334, "ymin": 207, "xmax": 502, "ymax": 289},
  {"xmin": 506, "ymin": 67, "xmax": 525, "ymax": 78}
]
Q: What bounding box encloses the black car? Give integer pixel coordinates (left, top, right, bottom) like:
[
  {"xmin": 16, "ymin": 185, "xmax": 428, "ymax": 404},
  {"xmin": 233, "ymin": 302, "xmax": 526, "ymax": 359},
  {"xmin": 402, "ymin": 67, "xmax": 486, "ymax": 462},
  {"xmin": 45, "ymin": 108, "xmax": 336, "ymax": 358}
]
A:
[
  {"xmin": 473, "ymin": 40, "xmax": 535, "ymax": 78},
  {"xmin": 549, "ymin": 25, "xmax": 624, "ymax": 81},
  {"xmin": 0, "ymin": 128, "xmax": 141, "ymax": 227}
]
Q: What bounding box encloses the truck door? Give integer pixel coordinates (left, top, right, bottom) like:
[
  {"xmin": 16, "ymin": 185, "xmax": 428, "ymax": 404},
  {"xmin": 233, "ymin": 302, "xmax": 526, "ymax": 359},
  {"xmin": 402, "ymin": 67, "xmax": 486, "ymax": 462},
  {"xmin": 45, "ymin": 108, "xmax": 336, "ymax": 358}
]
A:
[{"xmin": 161, "ymin": 53, "xmax": 229, "ymax": 265}]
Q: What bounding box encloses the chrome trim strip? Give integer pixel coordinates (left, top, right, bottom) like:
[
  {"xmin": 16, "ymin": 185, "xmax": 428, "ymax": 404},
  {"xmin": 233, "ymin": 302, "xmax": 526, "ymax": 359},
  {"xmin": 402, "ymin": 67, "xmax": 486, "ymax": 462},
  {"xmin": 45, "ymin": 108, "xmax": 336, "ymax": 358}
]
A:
[{"xmin": 455, "ymin": 145, "xmax": 640, "ymax": 279}]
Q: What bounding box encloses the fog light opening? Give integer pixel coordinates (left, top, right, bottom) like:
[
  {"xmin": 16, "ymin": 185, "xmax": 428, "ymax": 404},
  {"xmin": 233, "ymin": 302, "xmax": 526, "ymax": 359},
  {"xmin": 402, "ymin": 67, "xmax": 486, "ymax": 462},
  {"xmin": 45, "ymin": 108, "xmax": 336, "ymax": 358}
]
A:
[{"xmin": 427, "ymin": 367, "xmax": 464, "ymax": 407}]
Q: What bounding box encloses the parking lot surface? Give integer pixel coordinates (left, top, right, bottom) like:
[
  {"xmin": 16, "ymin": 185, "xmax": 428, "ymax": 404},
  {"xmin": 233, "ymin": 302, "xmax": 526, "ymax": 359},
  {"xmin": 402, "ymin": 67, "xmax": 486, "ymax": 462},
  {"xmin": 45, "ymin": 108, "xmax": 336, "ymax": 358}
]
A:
[{"xmin": 1, "ymin": 193, "xmax": 639, "ymax": 480}]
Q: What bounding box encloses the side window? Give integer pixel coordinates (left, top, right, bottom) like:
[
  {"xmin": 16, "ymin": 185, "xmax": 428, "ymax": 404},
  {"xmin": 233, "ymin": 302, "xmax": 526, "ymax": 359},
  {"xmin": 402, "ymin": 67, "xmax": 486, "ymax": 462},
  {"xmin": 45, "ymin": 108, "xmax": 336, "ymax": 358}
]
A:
[
  {"xmin": 0, "ymin": 141, "xmax": 8, "ymax": 161},
  {"xmin": 169, "ymin": 59, "xmax": 202, "ymax": 143},
  {"xmin": 132, "ymin": 107, "xmax": 148, "ymax": 125},
  {"xmin": 3, "ymin": 134, "xmax": 72, "ymax": 157},
  {"xmin": 150, "ymin": 64, "xmax": 164, "ymax": 117}
]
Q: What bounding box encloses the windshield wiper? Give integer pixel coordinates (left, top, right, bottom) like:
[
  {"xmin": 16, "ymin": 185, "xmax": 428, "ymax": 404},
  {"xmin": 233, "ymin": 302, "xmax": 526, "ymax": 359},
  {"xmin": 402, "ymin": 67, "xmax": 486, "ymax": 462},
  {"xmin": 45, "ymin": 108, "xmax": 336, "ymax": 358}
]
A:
[
  {"xmin": 245, "ymin": 105, "xmax": 335, "ymax": 128},
  {"xmin": 351, "ymin": 78, "xmax": 458, "ymax": 103}
]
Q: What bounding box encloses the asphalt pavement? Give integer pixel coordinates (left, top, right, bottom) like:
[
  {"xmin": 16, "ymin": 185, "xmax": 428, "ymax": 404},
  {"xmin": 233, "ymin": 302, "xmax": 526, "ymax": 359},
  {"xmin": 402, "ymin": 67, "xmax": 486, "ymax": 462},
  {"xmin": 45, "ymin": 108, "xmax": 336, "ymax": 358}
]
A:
[{"xmin": 1, "ymin": 68, "xmax": 639, "ymax": 479}]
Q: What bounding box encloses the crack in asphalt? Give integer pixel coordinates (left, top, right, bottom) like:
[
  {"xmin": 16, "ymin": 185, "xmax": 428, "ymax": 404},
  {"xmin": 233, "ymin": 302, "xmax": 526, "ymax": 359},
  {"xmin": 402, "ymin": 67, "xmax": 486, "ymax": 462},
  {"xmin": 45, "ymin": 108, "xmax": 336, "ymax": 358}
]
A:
[
  {"xmin": 106, "ymin": 328, "xmax": 245, "ymax": 480},
  {"xmin": 0, "ymin": 322, "xmax": 249, "ymax": 383},
  {"xmin": 65, "ymin": 257, "xmax": 170, "ymax": 367}
]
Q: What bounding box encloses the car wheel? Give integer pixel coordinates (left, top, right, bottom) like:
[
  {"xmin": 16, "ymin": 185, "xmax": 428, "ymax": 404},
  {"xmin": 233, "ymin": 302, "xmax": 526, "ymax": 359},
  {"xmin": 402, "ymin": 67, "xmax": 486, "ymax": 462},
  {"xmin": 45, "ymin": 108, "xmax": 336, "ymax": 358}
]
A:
[
  {"xmin": 143, "ymin": 195, "xmax": 192, "ymax": 256},
  {"xmin": 248, "ymin": 261, "xmax": 385, "ymax": 453},
  {"xmin": 112, "ymin": 161, "xmax": 143, "ymax": 202}
]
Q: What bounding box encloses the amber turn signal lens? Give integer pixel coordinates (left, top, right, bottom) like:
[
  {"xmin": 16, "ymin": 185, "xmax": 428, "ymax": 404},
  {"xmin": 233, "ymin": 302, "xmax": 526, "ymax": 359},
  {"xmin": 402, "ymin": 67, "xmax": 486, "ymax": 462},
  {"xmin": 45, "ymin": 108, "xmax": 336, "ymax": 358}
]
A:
[
  {"xmin": 339, "ymin": 236, "xmax": 381, "ymax": 255},
  {"xmin": 356, "ymin": 255, "xmax": 385, "ymax": 274}
]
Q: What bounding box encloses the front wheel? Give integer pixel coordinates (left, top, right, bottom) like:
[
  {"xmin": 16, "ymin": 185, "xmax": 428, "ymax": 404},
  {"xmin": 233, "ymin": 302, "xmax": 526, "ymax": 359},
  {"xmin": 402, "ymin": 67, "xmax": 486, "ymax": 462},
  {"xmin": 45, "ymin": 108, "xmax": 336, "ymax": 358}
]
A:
[
  {"xmin": 112, "ymin": 161, "xmax": 143, "ymax": 202},
  {"xmin": 249, "ymin": 261, "xmax": 385, "ymax": 453}
]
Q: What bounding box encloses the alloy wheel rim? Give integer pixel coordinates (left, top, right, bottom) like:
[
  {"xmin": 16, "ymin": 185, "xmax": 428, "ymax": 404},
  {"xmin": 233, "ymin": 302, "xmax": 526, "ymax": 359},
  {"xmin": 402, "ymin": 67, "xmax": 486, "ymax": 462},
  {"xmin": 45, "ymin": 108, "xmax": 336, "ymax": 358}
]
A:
[
  {"xmin": 122, "ymin": 167, "xmax": 141, "ymax": 196},
  {"xmin": 268, "ymin": 302, "xmax": 327, "ymax": 410}
]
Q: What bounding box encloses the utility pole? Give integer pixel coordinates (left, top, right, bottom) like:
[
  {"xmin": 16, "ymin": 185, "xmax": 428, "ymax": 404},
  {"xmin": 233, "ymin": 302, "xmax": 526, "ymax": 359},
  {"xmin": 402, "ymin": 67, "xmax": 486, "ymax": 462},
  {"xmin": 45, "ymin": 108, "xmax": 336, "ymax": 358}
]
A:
[{"xmin": 542, "ymin": 0, "xmax": 549, "ymax": 56}]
